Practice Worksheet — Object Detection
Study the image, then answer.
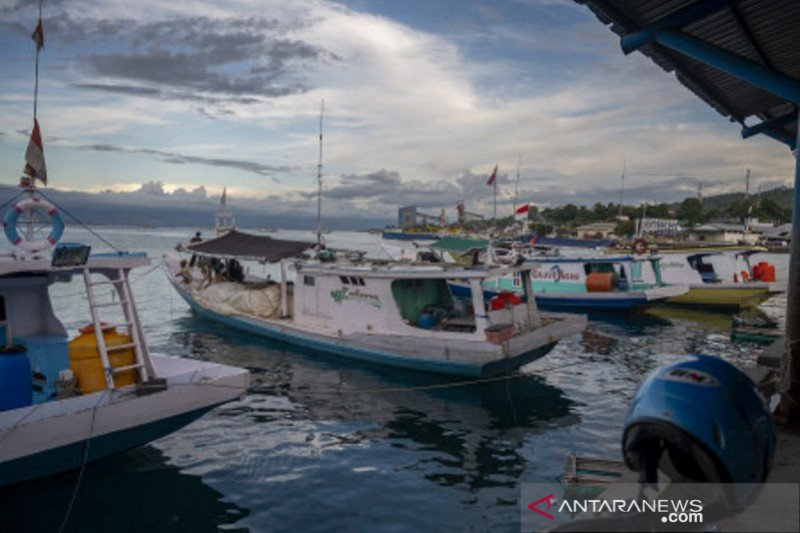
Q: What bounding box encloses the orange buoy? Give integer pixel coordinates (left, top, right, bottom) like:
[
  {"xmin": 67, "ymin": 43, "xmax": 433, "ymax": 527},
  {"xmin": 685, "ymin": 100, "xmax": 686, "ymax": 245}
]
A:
[{"xmin": 586, "ymin": 272, "xmax": 614, "ymax": 292}]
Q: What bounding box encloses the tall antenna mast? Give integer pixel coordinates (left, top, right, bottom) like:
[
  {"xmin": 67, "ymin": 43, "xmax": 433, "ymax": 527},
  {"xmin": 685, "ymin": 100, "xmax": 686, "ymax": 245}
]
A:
[
  {"xmin": 33, "ymin": 0, "xmax": 42, "ymax": 121},
  {"xmin": 316, "ymin": 99, "xmax": 324, "ymax": 247},
  {"xmin": 618, "ymin": 157, "xmax": 626, "ymax": 217},
  {"xmin": 745, "ymin": 168, "xmax": 751, "ymax": 197}
]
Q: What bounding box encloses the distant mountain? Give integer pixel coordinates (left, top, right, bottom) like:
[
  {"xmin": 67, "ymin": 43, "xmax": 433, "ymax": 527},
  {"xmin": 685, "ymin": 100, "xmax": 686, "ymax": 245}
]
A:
[
  {"xmin": 691, "ymin": 186, "xmax": 794, "ymax": 212},
  {"xmin": 0, "ymin": 185, "xmax": 391, "ymax": 230}
]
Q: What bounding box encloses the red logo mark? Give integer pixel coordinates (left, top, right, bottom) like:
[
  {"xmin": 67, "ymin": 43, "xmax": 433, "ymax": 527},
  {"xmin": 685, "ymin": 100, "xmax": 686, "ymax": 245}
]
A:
[{"xmin": 527, "ymin": 493, "xmax": 556, "ymax": 520}]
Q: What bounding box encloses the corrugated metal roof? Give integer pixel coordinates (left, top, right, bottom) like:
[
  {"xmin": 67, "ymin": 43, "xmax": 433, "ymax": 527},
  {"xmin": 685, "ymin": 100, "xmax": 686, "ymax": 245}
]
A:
[{"xmin": 576, "ymin": 0, "xmax": 799, "ymax": 146}]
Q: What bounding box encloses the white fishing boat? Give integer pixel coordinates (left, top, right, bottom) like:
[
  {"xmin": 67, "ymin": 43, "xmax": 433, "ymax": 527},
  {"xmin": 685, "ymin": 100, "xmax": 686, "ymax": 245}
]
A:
[
  {"xmin": 164, "ymin": 231, "xmax": 586, "ymax": 377},
  {"xmin": 648, "ymin": 249, "xmax": 785, "ymax": 309},
  {"xmin": 0, "ymin": 12, "xmax": 248, "ymax": 487}
]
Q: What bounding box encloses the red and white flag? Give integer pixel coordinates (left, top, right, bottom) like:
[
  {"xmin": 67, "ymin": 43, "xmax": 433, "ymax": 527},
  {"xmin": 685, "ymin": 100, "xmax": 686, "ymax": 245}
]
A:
[
  {"xmin": 221, "ymin": 187, "xmax": 227, "ymax": 207},
  {"xmin": 486, "ymin": 164, "xmax": 498, "ymax": 186},
  {"xmin": 23, "ymin": 118, "xmax": 47, "ymax": 185},
  {"xmin": 515, "ymin": 203, "xmax": 529, "ymax": 222},
  {"xmin": 32, "ymin": 20, "xmax": 44, "ymax": 51}
]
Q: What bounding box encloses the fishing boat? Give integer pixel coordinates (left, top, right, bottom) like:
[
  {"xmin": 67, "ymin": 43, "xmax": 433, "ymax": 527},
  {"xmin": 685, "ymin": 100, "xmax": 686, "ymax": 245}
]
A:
[
  {"xmin": 650, "ymin": 250, "xmax": 784, "ymax": 309},
  {"xmin": 0, "ymin": 206, "xmax": 248, "ymax": 487},
  {"xmin": 450, "ymin": 255, "xmax": 688, "ymax": 312},
  {"xmin": 164, "ymin": 230, "xmax": 586, "ymax": 377},
  {"xmin": 0, "ymin": 12, "xmax": 248, "ymax": 487}
]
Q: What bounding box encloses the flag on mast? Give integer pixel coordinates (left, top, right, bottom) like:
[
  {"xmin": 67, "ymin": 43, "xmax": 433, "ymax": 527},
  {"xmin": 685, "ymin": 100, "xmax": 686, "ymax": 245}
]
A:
[
  {"xmin": 486, "ymin": 164, "xmax": 498, "ymax": 186},
  {"xmin": 514, "ymin": 203, "xmax": 529, "ymax": 222},
  {"xmin": 23, "ymin": 118, "xmax": 47, "ymax": 185},
  {"xmin": 32, "ymin": 19, "xmax": 44, "ymax": 50}
]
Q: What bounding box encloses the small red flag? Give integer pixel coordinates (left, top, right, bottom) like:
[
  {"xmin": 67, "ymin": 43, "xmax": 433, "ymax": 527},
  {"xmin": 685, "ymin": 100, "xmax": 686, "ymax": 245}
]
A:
[
  {"xmin": 32, "ymin": 20, "xmax": 44, "ymax": 51},
  {"xmin": 486, "ymin": 164, "xmax": 498, "ymax": 186},
  {"xmin": 515, "ymin": 203, "xmax": 530, "ymax": 221},
  {"xmin": 23, "ymin": 118, "xmax": 47, "ymax": 185}
]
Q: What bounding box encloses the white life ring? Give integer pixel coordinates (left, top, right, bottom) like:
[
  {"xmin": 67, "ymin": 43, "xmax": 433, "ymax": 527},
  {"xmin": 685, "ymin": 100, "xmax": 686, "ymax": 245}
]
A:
[
  {"xmin": 3, "ymin": 197, "xmax": 65, "ymax": 253},
  {"xmin": 631, "ymin": 237, "xmax": 649, "ymax": 255}
]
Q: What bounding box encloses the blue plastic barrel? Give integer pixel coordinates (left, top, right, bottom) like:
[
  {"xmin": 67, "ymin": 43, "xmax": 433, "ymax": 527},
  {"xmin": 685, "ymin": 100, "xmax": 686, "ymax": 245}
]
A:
[
  {"xmin": 0, "ymin": 346, "xmax": 32, "ymax": 412},
  {"xmin": 418, "ymin": 312, "xmax": 437, "ymax": 329}
]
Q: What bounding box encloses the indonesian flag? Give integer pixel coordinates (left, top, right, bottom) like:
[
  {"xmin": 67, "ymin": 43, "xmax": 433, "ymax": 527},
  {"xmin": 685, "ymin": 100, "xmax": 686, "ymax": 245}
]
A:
[
  {"xmin": 515, "ymin": 203, "xmax": 529, "ymax": 221},
  {"xmin": 32, "ymin": 20, "xmax": 44, "ymax": 51},
  {"xmin": 221, "ymin": 187, "xmax": 227, "ymax": 207},
  {"xmin": 23, "ymin": 118, "xmax": 47, "ymax": 185},
  {"xmin": 486, "ymin": 164, "xmax": 498, "ymax": 186}
]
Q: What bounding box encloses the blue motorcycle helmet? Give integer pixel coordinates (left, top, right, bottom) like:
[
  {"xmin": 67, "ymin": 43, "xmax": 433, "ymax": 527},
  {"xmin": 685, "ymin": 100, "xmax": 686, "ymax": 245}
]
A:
[{"xmin": 623, "ymin": 354, "xmax": 775, "ymax": 507}]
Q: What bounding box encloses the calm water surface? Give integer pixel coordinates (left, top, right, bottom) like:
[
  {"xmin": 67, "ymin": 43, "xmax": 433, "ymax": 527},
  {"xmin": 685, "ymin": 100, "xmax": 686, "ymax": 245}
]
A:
[{"xmin": 0, "ymin": 226, "xmax": 788, "ymax": 532}]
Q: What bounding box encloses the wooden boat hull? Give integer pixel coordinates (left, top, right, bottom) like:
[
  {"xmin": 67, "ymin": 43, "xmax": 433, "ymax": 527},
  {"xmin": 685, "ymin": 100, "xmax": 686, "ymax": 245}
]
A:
[
  {"xmin": 0, "ymin": 356, "xmax": 248, "ymax": 487},
  {"xmin": 664, "ymin": 285, "xmax": 773, "ymax": 309},
  {"xmin": 168, "ymin": 276, "xmax": 584, "ymax": 378}
]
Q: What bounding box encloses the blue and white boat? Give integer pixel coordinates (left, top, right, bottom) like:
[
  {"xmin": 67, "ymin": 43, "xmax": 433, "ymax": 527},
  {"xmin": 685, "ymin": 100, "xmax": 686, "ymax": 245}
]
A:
[
  {"xmin": 0, "ymin": 199, "xmax": 248, "ymax": 487},
  {"xmin": 165, "ymin": 230, "xmax": 586, "ymax": 377},
  {"xmin": 0, "ymin": 14, "xmax": 247, "ymax": 486},
  {"xmin": 450, "ymin": 255, "xmax": 688, "ymax": 312}
]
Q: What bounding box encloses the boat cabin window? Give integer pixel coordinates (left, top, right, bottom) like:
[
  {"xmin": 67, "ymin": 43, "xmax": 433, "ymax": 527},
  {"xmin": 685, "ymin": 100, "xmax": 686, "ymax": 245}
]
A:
[
  {"xmin": 391, "ymin": 279, "xmax": 461, "ymax": 330},
  {"xmin": 583, "ymin": 262, "xmax": 615, "ymax": 275},
  {"xmin": 339, "ymin": 276, "xmax": 365, "ymax": 286},
  {"xmin": 303, "ymin": 275, "xmax": 315, "ymax": 286}
]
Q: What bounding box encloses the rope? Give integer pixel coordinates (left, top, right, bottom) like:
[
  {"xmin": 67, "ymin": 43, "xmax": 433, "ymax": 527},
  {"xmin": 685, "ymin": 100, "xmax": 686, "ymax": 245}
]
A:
[
  {"xmin": 167, "ymin": 358, "xmax": 585, "ymax": 396},
  {"xmin": 52, "ymin": 260, "xmax": 164, "ymax": 299},
  {"xmin": 0, "ymin": 189, "xmax": 28, "ymax": 214},
  {"xmin": 36, "ymin": 189, "xmax": 122, "ymax": 253},
  {"xmin": 58, "ymin": 390, "xmax": 106, "ymax": 533}
]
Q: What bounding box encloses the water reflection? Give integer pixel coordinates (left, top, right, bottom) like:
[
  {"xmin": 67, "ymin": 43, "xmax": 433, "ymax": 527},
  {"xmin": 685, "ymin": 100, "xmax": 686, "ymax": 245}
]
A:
[
  {"xmin": 644, "ymin": 305, "xmax": 735, "ymax": 331},
  {"xmin": 0, "ymin": 446, "xmax": 248, "ymax": 532},
  {"xmin": 166, "ymin": 316, "xmax": 579, "ymax": 494}
]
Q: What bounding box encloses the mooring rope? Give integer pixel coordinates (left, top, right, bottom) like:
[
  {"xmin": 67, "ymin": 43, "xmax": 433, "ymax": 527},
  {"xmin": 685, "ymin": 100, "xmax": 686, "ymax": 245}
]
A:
[
  {"xmin": 58, "ymin": 390, "xmax": 107, "ymax": 533},
  {"xmin": 36, "ymin": 189, "xmax": 122, "ymax": 253},
  {"xmin": 52, "ymin": 260, "xmax": 164, "ymax": 299}
]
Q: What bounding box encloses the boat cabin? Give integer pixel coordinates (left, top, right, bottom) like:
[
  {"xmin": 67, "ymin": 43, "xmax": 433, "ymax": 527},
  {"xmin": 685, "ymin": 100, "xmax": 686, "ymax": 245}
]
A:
[
  {"xmin": 0, "ymin": 244, "xmax": 154, "ymax": 412},
  {"xmin": 515, "ymin": 255, "xmax": 667, "ymax": 294},
  {"xmin": 660, "ymin": 250, "xmax": 777, "ymax": 285},
  {"xmin": 292, "ymin": 262, "xmax": 544, "ymax": 341}
]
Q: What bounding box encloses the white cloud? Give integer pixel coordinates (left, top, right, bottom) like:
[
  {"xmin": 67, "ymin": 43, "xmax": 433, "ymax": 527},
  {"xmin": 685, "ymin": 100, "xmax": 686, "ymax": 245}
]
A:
[{"xmin": 0, "ymin": 0, "xmax": 793, "ymax": 217}]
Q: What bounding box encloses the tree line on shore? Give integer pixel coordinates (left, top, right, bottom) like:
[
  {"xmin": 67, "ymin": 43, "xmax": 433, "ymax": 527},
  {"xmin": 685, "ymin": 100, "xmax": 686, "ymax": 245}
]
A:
[{"xmin": 465, "ymin": 186, "xmax": 793, "ymax": 237}]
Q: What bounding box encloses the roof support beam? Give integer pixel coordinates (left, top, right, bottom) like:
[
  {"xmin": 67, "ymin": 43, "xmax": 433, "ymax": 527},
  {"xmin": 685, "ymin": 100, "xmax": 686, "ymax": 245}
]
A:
[
  {"xmin": 654, "ymin": 30, "xmax": 800, "ymax": 105},
  {"xmin": 757, "ymin": 128, "xmax": 797, "ymax": 150},
  {"xmin": 741, "ymin": 112, "xmax": 796, "ymax": 139},
  {"xmin": 620, "ymin": 0, "xmax": 738, "ymax": 55}
]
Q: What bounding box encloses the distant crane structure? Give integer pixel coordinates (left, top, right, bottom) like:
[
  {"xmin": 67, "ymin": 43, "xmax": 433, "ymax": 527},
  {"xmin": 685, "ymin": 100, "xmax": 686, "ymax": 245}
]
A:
[
  {"xmin": 456, "ymin": 201, "xmax": 484, "ymax": 226},
  {"xmin": 417, "ymin": 208, "xmax": 446, "ymax": 227}
]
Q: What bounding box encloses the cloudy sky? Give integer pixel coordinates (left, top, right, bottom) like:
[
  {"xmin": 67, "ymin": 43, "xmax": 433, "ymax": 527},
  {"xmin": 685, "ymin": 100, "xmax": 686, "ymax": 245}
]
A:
[{"xmin": 0, "ymin": 0, "xmax": 794, "ymax": 222}]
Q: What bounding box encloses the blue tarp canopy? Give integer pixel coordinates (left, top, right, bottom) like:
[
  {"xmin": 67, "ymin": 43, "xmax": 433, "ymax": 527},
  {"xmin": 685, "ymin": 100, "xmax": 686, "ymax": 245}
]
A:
[{"xmin": 514, "ymin": 233, "xmax": 615, "ymax": 249}]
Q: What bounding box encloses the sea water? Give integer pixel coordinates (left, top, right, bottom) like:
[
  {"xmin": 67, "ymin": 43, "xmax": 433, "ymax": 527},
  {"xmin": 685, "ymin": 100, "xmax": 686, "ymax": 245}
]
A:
[{"xmin": 0, "ymin": 226, "xmax": 787, "ymax": 531}]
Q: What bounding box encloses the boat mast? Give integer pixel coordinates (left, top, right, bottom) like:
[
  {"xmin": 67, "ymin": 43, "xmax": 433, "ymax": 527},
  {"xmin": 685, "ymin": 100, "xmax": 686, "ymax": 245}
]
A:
[
  {"xmin": 316, "ymin": 99, "xmax": 324, "ymax": 247},
  {"xmin": 513, "ymin": 155, "xmax": 520, "ymax": 214}
]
